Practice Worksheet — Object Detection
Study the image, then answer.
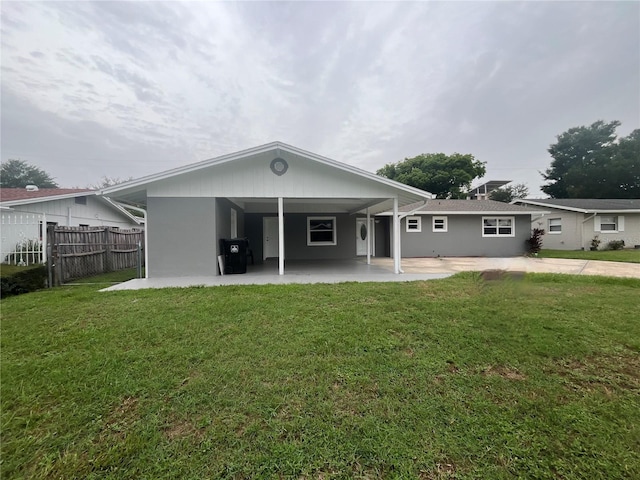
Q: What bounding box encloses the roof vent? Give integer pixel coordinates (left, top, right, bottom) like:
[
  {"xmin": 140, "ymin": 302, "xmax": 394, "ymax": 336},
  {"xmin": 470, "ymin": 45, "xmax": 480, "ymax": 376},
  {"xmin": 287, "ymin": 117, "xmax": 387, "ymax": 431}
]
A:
[{"xmin": 25, "ymin": 185, "xmax": 39, "ymax": 191}]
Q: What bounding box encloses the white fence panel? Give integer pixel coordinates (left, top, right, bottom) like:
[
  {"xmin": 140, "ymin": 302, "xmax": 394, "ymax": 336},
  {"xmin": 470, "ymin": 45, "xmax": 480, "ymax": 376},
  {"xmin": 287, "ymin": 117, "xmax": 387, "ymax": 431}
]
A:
[{"xmin": 1, "ymin": 213, "xmax": 46, "ymax": 265}]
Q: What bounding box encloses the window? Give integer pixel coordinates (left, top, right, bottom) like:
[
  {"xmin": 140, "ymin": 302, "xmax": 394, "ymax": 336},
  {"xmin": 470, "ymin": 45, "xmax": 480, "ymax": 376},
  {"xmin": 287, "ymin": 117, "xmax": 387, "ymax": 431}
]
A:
[
  {"xmin": 482, "ymin": 216, "xmax": 514, "ymax": 237},
  {"xmin": 432, "ymin": 216, "xmax": 448, "ymax": 232},
  {"xmin": 548, "ymin": 218, "xmax": 562, "ymax": 233},
  {"xmin": 406, "ymin": 216, "xmax": 421, "ymax": 232},
  {"xmin": 74, "ymin": 196, "xmax": 87, "ymax": 205},
  {"xmin": 595, "ymin": 215, "xmax": 624, "ymax": 233},
  {"xmin": 307, "ymin": 216, "xmax": 337, "ymax": 246}
]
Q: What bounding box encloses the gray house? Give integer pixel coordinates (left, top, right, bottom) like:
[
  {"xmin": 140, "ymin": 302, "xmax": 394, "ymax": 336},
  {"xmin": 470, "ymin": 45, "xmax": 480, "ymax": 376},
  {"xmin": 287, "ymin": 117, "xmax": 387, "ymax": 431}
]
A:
[
  {"xmin": 379, "ymin": 200, "xmax": 546, "ymax": 258},
  {"xmin": 513, "ymin": 199, "xmax": 640, "ymax": 250},
  {"xmin": 101, "ymin": 142, "xmax": 433, "ymax": 277}
]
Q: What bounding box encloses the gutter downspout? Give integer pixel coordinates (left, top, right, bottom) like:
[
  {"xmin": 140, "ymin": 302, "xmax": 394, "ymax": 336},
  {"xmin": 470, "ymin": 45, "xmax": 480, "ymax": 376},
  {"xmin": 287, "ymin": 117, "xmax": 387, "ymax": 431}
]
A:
[
  {"xmin": 581, "ymin": 213, "xmax": 597, "ymax": 251},
  {"xmin": 114, "ymin": 202, "xmax": 148, "ymax": 279}
]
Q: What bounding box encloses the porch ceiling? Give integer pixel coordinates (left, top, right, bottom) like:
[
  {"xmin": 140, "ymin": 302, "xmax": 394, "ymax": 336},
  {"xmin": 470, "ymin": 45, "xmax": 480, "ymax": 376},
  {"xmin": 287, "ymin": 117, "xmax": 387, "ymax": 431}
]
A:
[{"xmin": 229, "ymin": 197, "xmax": 414, "ymax": 215}]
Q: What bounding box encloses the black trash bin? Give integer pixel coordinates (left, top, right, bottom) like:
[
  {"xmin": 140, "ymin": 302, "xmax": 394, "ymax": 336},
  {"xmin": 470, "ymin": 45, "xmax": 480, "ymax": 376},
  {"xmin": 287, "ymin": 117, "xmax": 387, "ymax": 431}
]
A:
[{"xmin": 220, "ymin": 238, "xmax": 248, "ymax": 274}]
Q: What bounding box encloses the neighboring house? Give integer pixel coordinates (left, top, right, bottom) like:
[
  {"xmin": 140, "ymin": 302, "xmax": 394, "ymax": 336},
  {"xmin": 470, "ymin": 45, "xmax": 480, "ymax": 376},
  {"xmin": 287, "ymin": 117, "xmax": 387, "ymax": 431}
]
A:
[
  {"xmin": 1, "ymin": 187, "xmax": 142, "ymax": 264},
  {"xmin": 467, "ymin": 180, "xmax": 511, "ymax": 200},
  {"xmin": 101, "ymin": 142, "xmax": 434, "ymax": 277},
  {"xmin": 512, "ymin": 199, "xmax": 640, "ymax": 250},
  {"xmin": 379, "ymin": 200, "xmax": 547, "ymax": 257}
]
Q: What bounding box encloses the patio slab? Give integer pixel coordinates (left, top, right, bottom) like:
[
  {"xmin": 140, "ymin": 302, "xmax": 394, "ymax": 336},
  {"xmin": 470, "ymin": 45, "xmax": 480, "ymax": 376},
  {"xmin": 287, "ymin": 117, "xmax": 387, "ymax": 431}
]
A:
[{"xmin": 101, "ymin": 256, "xmax": 639, "ymax": 292}]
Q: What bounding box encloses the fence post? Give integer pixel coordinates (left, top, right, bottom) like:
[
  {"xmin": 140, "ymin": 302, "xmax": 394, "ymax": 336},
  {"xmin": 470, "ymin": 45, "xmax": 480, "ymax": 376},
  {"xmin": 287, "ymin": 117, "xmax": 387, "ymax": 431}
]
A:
[
  {"xmin": 104, "ymin": 228, "xmax": 112, "ymax": 273},
  {"xmin": 47, "ymin": 225, "xmax": 61, "ymax": 286}
]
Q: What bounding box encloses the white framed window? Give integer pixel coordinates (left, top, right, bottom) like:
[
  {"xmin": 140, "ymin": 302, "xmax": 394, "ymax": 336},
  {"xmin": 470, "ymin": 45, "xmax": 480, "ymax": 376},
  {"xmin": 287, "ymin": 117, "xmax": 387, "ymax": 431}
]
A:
[
  {"xmin": 432, "ymin": 216, "xmax": 448, "ymax": 232},
  {"xmin": 406, "ymin": 216, "xmax": 422, "ymax": 232},
  {"xmin": 595, "ymin": 215, "xmax": 624, "ymax": 233},
  {"xmin": 482, "ymin": 216, "xmax": 515, "ymax": 237},
  {"xmin": 307, "ymin": 216, "xmax": 337, "ymax": 246},
  {"xmin": 548, "ymin": 218, "xmax": 562, "ymax": 234}
]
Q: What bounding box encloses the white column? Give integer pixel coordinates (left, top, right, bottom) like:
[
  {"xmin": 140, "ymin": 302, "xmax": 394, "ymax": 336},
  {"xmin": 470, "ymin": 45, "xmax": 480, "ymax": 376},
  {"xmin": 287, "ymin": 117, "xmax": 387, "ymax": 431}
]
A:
[
  {"xmin": 366, "ymin": 208, "xmax": 371, "ymax": 265},
  {"xmin": 393, "ymin": 197, "xmax": 400, "ymax": 274},
  {"xmin": 278, "ymin": 197, "xmax": 284, "ymax": 275}
]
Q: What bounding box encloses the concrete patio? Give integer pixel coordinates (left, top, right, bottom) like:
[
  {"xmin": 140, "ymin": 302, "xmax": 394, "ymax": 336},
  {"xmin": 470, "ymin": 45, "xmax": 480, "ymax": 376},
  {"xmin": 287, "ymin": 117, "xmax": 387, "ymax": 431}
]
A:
[{"xmin": 101, "ymin": 256, "xmax": 639, "ymax": 291}]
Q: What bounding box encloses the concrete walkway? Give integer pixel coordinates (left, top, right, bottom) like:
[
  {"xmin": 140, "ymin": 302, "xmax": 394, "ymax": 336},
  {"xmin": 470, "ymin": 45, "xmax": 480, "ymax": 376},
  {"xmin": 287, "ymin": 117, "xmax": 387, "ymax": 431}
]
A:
[
  {"xmin": 371, "ymin": 257, "xmax": 640, "ymax": 279},
  {"xmin": 102, "ymin": 257, "xmax": 638, "ymax": 291}
]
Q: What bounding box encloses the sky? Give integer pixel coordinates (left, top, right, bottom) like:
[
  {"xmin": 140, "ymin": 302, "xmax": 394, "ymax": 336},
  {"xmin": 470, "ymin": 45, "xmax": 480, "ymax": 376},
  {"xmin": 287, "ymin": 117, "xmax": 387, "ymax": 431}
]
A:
[{"xmin": 1, "ymin": 1, "xmax": 639, "ymax": 196}]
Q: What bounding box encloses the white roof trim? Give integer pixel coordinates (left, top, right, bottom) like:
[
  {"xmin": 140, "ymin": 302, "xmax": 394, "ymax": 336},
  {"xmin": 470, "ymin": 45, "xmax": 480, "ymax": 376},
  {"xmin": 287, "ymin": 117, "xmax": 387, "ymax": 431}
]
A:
[
  {"xmin": 378, "ymin": 210, "xmax": 548, "ymax": 216},
  {"xmin": 0, "ymin": 190, "xmax": 95, "ymax": 207},
  {"xmin": 512, "ymin": 199, "xmax": 640, "ymax": 214},
  {"xmin": 98, "ymin": 197, "xmax": 144, "ymax": 225},
  {"xmin": 0, "ymin": 191, "xmax": 142, "ymax": 224},
  {"xmin": 100, "ymin": 141, "xmax": 433, "ymax": 200}
]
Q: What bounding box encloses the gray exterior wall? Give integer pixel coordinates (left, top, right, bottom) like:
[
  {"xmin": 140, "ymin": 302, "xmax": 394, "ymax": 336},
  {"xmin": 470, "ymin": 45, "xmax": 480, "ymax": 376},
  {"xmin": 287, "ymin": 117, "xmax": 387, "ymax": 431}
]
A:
[
  {"xmin": 215, "ymin": 198, "xmax": 245, "ymax": 246},
  {"xmin": 147, "ymin": 197, "xmax": 217, "ymax": 277},
  {"xmin": 374, "ymin": 217, "xmax": 390, "ymax": 257},
  {"xmin": 531, "ymin": 208, "xmax": 640, "ymax": 250},
  {"xmin": 583, "ymin": 213, "xmax": 640, "ymax": 251},
  {"xmin": 245, "ymin": 213, "xmax": 357, "ymax": 262},
  {"xmin": 533, "ymin": 209, "xmax": 583, "ymax": 250},
  {"xmin": 401, "ymin": 214, "xmax": 531, "ymax": 257}
]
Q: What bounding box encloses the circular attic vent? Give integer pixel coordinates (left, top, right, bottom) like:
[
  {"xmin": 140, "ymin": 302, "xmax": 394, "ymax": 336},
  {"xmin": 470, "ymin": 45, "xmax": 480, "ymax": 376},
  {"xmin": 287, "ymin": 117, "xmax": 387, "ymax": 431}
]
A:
[{"xmin": 270, "ymin": 157, "xmax": 289, "ymax": 176}]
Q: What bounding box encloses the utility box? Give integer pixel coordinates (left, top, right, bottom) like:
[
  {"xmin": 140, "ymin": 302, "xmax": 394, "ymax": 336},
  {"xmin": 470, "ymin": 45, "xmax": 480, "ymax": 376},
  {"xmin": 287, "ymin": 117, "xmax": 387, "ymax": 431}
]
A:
[{"xmin": 220, "ymin": 238, "xmax": 248, "ymax": 274}]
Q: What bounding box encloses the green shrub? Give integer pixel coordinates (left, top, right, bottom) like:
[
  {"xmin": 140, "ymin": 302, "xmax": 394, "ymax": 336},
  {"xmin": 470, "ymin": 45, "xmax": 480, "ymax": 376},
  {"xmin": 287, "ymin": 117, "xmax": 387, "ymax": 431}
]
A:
[
  {"xmin": 605, "ymin": 240, "xmax": 625, "ymax": 251},
  {"xmin": 0, "ymin": 265, "xmax": 48, "ymax": 299}
]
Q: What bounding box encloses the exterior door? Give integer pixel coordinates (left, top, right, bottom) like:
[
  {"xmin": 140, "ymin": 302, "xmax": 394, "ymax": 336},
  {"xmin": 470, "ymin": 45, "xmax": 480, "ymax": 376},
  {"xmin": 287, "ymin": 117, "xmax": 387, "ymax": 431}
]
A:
[
  {"xmin": 263, "ymin": 217, "xmax": 280, "ymax": 259},
  {"xmin": 356, "ymin": 218, "xmax": 374, "ymax": 256}
]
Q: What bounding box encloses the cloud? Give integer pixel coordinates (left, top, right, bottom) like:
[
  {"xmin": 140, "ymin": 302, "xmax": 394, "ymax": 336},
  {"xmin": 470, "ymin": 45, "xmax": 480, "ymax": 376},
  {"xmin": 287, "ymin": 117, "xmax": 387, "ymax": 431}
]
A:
[{"xmin": 1, "ymin": 1, "xmax": 638, "ymax": 196}]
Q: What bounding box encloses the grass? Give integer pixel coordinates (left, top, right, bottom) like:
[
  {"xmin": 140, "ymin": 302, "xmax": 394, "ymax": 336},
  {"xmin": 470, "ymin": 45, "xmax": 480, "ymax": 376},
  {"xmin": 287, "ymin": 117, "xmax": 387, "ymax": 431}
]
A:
[
  {"xmin": 69, "ymin": 267, "xmax": 142, "ymax": 284},
  {"xmin": 538, "ymin": 248, "xmax": 640, "ymax": 263},
  {"xmin": 2, "ymin": 274, "xmax": 639, "ymax": 479}
]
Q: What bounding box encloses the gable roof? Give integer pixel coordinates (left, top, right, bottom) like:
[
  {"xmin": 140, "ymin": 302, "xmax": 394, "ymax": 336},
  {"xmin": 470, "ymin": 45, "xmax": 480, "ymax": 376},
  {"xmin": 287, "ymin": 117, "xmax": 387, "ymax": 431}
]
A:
[
  {"xmin": 0, "ymin": 188, "xmax": 142, "ymax": 224},
  {"xmin": 513, "ymin": 198, "xmax": 640, "ymax": 213},
  {"xmin": 0, "ymin": 188, "xmax": 93, "ymax": 204},
  {"xmin": 100, "ymin": 141, "xmax": 433, "ymax": 212},
  {"xmin": 379, "ymin": 199, "xmax": 547, "ymax": 215}
]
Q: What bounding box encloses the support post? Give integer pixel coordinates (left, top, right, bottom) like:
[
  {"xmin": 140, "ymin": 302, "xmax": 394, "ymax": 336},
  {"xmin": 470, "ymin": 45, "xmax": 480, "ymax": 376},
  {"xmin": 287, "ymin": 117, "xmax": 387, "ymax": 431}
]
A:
[
  {"xmin": 366, "ymin": 208, "xmax": 371, "ymax": 265},
  {"xmin": 278, "ymin": 197, "xmax": 284, "ymax": 275},
  {"xmin": 393, "ymin": 197, "xmax": 400, "ymax": 274}
]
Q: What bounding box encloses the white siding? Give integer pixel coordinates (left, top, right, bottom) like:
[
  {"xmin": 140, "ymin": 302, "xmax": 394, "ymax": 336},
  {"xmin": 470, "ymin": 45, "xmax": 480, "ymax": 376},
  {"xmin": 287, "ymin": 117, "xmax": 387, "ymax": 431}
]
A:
[
  {"xmin": 7, "ymin": 197, "xmax": 138, "ymax": 228},
  {"xmin": 147, "ymin": 151, "xmax": 401, "ymax": 200}
]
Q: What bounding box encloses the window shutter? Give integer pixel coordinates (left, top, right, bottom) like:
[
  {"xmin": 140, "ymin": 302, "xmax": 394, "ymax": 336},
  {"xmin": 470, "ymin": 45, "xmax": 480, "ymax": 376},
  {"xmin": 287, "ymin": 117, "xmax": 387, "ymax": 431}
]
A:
[
  {"xmin": 618, "ymin": 216, "xmax": 625, "ymax": 232},
  {"xmin": 594, "ymin": 215, "xmax": 601, "ymax": 232}
]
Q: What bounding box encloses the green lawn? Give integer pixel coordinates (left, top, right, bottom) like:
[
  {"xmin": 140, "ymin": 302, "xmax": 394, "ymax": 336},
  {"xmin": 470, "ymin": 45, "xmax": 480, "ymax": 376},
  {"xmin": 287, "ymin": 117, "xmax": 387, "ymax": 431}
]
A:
[
  {"xmin": 2, "ymin": 274, "xmax": 639, "ymax": 479},
  {"xmin": 69, "ymin": 267, "xmax": 142, "ymax": 284},
  {"xmin": 539, "ymin": 248, "xmax": 640, "ymax": 263}
]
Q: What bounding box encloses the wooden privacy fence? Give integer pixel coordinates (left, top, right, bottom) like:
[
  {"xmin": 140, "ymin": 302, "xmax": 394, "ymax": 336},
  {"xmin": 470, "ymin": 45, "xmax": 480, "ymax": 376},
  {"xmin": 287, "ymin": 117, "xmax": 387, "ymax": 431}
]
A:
[{"xmin": 48, "ymin": 226, "xmax": 144, "ymax": 285}]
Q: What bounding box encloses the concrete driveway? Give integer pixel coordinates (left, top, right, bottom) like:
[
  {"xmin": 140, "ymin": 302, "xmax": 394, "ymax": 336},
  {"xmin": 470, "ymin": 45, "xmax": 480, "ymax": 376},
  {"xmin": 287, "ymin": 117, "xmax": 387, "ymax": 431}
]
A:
[{"xmin": 371, "ymin": 257, "xmax": 640, "ymax": 279}]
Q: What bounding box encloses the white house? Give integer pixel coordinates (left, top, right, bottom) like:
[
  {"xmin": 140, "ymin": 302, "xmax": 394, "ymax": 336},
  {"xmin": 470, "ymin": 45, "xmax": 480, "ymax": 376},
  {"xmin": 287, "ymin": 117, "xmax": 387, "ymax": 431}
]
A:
[
  {"xmin": 1, "ymin": 187, "xmax": 142, "ymax": 264},
  {"xmin": 512, "ymin": 198, "xmax": 640, "ymax": 250}
]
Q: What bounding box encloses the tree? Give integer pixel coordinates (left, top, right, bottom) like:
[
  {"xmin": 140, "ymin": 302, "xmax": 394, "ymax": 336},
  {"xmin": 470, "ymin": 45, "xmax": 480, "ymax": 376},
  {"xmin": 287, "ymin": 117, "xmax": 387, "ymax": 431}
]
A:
[
  {"xmin": 489, "ymin": 183, "xmax": 529, "ymax": 203},
  {"xmin": 88, "ymin": 176, "xmax": 133, "ymax": 190},
  {"xmin": 541, "ymin": 120, "xmax": 640, "ymax": 198},
  {"xmin": 377, "ymin": 153, "xmax": 486, "ymax": 199},
  {"xmin": 0, "ymin": 159, "xmax": 58, "ymax": 188}
]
